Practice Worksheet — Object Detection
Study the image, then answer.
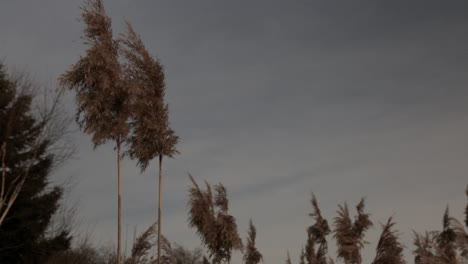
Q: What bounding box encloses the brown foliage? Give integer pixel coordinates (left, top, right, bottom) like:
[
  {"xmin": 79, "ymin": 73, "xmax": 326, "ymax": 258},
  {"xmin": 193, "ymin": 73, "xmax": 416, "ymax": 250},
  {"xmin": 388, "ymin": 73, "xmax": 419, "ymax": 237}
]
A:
[
  {"xmin": 243, "ymin": 220, "xmax": 263, "ymax": 264},
  {"xmin": 299, "ymin": 248, "xmax": 306, "ymax": 264},
  {"xmin": 60, "ymin": 1, "xmax": 132, "ymax": 262},
  {"xmin": 333, "ymin": 198, "xmax": 373, "ymax": 264},
  {"xmin": 126, "ymin": 224, "xmax": 158, "ymax": 264},
  {"xmin": 436, "ymin": 208, "xmax": 458, "ymax": 263},
  {"xmin": 188, "ymin": 176, "xmax": 216, "ymax": 246},
  {"xmin": 120, "ymin": 22, "xmax": 178, "ymax": 171},
  {"xmin": 124, "ymin": 223, "xmax": 175, "ymax": 264},
  {"xmin": 414, "ymin": 231, "xmax": 447, "ymax": 264},
  {"xmin": 120, "ymin": 20, "xmax": 178, "ymax": 264},
  {"xmin": 465, "ymin": 186, "xmax": 468, "ymax": 229},
  {"xmin": 172, "ymin": 246, "xmax": 204, "ymax": 264},
  {"xmin": 413, "ymin": 207, "xmax": 465, "ymax": 264},
  {"xmin": 305, "ymin": 194, "xmax": 331, "ymax": 264},
  {"xmin": 286, "ymin": 251, "xmax": 292, "ymax": 264},
  {"xmin": 59, "ymin": 0, "xmax": 130, "ymax": 147},
  {"xmin": 203, "ymin": 256, "xmax": 211, "ymax": 264},
  {"xmin": 448, "ymin": 217, "xmax": 468, "ymax": 260},
  {"xmin": 371, "ymin": 217, "xmax": 405, "ymax": 264},
  {"xmin": 187, "ymin": 175, "xmax": 243, "ymax": 264}
]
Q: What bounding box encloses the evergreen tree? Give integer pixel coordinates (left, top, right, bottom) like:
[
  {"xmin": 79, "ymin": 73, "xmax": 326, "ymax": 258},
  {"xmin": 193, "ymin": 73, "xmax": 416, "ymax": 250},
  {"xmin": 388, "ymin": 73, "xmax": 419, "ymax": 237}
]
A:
[{"xmin": 0, "ymin": 64, "xmax": 71, "ymax": 263}]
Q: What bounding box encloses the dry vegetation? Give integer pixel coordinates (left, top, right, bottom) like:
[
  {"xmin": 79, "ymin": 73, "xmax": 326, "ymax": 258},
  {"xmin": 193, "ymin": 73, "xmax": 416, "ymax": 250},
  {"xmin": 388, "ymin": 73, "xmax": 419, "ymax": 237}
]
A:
[
  {"xmin": 60, "ymin": 0, "xmax": 177, "ymax": 263},
  {"xmin": 186, "ymin": 177, "xmax": 467, "ymax": 264},
  {"xmin": 2, "ymin": 0, "xmax": 467, "ymax": 263},
  {"xmin": 56, "ymin": 0, "xmax": 468, "ymax": 262},
  {"xmin": 39, "ymin": 181, "xmax": 468, "ymax": 264},
  {"xmin": 187, "ymin": 175, "xmax": 243, "ymax": 264}
]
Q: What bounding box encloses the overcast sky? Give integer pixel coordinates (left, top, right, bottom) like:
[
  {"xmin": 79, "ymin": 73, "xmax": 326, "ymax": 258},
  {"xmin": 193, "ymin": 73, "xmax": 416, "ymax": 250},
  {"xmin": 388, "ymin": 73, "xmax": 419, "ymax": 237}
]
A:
[{"xmin": 1, "ymin": 1, "xmax": 468, "ymax": 263}]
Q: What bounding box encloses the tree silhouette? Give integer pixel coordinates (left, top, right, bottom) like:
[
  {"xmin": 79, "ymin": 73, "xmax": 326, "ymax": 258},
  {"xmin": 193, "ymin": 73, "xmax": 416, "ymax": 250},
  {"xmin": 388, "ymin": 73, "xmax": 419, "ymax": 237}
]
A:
[
  {"xmin": 59, "ymin": 0, "xmax": 130, "ymax": 262},
  {"xmin": 0, "ymin": 64, "xmax": 71, "ymax": 262},
  {"xmin": 120, "ymin": 21, "xmax": 178, "ymax": 264}
]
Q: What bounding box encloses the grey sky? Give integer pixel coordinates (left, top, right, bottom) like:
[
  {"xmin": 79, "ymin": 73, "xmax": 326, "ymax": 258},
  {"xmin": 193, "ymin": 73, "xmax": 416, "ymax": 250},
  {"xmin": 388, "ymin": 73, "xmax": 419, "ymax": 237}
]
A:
[{"xmin": 1, "ymin": 0, "xmax": 468, "ymax": 262}]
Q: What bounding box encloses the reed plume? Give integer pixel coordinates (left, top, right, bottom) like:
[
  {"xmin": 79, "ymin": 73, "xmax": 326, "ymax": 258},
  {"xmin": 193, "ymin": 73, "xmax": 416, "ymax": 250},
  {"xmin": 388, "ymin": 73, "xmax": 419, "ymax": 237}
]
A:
[
  {"xmin": 125, "ymin": 223, "xmax": 175, "ymax": 264},
  {"xmin": 305, "ymin": 194, "xmax": 330, "ymax": 264},
  {"xmin": 333, "ymin": 198, "xmax": 373, "ymax": 264},
  {"xmin": 371, "ymin": 217, "xmax": 405, "ymax": 264},
  {"xmin": 243, "ymin": 220, "xmax": 263, "ymax": 264},
  {"xmin": 286, "ymin": 251, "xmax": 292, "ymax": 264},
  {"xmin": 59, "ymin": 1, "xmax": 130, "ymax": 262},
  {"xmin": 187, "ymin": 175, "xmax": 242, "ymax": 264},
  {"xmin": 120, "ymin": 21, "xmax": 178, "ymax": 264}
]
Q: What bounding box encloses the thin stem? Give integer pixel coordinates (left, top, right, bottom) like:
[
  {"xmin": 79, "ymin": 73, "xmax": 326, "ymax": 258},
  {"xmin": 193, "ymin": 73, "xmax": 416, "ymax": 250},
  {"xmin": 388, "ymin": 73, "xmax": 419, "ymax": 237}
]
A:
[
  {"xmin": 0, "ymin": 141, "xmax": 39, "ymax": 226},
  {"xmin": 157, "ymin": 154, "xmax": 163, "ymax": 264},
  {"xmin": 0, "ymin": 142, "xmax": 6, "ymax": 206},
  {"xmin": 117, "ymin": 140, "xmax": 122, "ymax": 264}
]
